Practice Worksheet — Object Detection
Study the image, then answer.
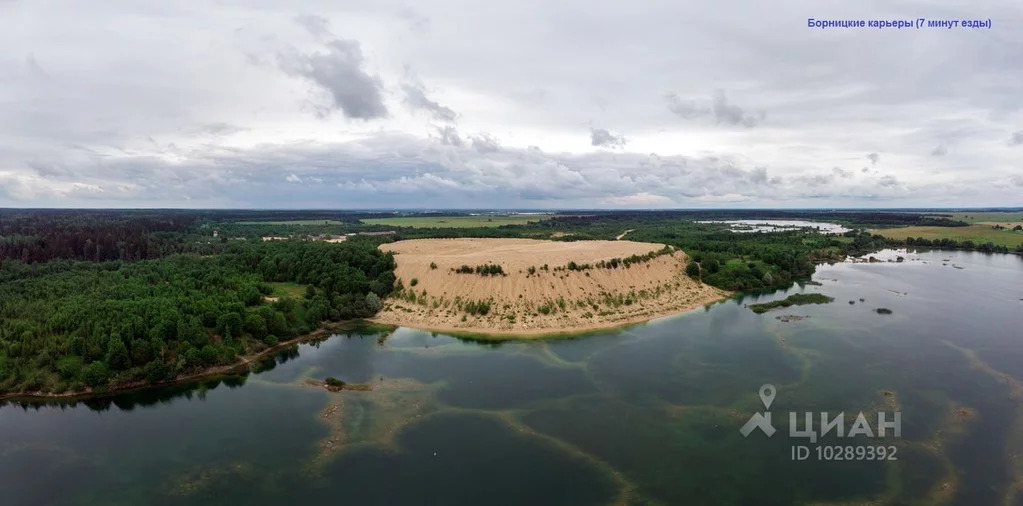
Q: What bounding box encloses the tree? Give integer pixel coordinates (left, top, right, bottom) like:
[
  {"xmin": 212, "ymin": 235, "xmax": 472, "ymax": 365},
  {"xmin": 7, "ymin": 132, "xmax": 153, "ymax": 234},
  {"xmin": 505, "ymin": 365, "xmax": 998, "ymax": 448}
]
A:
[
  {"xmin": 244, "ymin": 313, "xmax": 267, "ymax": 340},
  {"xmin": 144, "ymin": 359, "xmax": 170, "ymax": 382},
  {"xmin": 686, "ymin": 261, "xmax": 701, "ymax": 278},
  {"xmin": 82, "ymin": 361, "xmax": 110, "ymax": 387},
  {"xmin": 703, "ymin": 258, "xmax": 720, "ymax": 274},
  {"xmin": 106, "ymin": 337, "xmax": 130, "ymax": 371},
  {"xmin": 130, "ymin": 339, "xmax": 152, "ymax": 366},
  {"xmin": 216, "ymin": 313, "xmax": 243, "ymax": 337}
]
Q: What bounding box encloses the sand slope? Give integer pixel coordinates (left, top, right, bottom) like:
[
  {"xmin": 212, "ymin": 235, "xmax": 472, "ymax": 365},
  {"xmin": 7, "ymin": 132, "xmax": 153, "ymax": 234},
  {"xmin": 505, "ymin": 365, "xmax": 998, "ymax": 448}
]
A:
[{"xmin": 372, "ymin": 238, "xmax": 729, "ymax": 336}]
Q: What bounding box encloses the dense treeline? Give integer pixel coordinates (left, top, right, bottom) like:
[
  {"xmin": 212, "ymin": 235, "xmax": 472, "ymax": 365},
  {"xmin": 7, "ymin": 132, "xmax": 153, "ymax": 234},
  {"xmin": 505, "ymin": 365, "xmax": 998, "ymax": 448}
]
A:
[
  {"xmin": 0, "ymin": 210, "xmax": 401, "ymax": 264},
  {"xmin": 905, "ymin": 237, "xmax": 1017, "ymax": 254},
  {"xmin": 0, "ymin": 240, "xmax": 394, "ymax": 396},
  {"xmin": 0, "ymin": 210, "xmax": 202, "ymax": 263}
]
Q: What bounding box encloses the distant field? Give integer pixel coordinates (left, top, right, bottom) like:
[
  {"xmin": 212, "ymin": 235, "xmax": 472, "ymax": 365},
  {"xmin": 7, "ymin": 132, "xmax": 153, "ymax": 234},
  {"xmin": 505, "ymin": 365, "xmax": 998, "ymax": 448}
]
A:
[
  {"xmin": 945, "ymin": 211, "xmax": 1018, "ymax": 223},
  {"xmin": 361, "ymin": 215, "xmax": 549, "ymax": 228},
  {"xmin": 947, "ymin": 212, "xmax": 1023, "ymax": 227},
  {"xmin": 234, "ymin": 220, "xmax": 347, "ymax": 225},
  {"xmin": 873, "ymin": 224, "xmax": 1023, "ymax": 248}
]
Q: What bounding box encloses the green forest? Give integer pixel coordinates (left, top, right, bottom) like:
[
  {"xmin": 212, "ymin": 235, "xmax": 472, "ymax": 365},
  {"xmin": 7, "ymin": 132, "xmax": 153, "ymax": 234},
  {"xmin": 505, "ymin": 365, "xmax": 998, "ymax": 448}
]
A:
[{"xmin": 0, "ymin": 239, "xmax": 394, "ymax": 396}]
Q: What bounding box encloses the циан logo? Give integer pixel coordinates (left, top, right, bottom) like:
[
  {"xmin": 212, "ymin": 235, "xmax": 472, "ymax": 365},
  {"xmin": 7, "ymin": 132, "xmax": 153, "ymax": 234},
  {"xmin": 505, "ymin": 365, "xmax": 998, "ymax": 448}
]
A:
[
  {"xmin": 739, "ymin": 383, "xmax": 902, "ymax": 461},
  {"xmin": 739, "ymin": 383, "xmax": 777, "ymax": 437}
]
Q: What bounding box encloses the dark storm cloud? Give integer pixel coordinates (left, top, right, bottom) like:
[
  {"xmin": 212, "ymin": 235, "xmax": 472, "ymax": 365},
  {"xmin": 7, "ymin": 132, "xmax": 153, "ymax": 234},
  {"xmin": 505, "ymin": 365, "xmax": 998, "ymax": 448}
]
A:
[
  {"xmin": 590, "ymin": 128, "xmax": 626, "ymax": 148},
  {"xmin": 277, "ymin": 39, "xmax": 388, "ymax": 120},
  {"xmin": 402, "ymin": 82, "xmax": 457, "ymax": 122}
]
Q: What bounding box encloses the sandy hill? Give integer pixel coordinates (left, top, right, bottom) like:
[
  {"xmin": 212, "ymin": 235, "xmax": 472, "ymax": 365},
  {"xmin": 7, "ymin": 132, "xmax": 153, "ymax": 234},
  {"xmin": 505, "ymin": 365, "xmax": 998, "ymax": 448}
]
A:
[{"xmin": 372, "ymin": 238, "xmax": 729, "ymax": 336}]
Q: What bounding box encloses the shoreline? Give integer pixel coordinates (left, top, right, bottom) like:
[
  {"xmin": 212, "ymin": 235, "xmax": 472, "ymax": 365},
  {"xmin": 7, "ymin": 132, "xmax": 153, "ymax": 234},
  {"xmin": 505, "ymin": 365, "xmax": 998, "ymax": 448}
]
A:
[
  {"xmin": 370, "ymin": 291, "xmax": 730, "ymax": 339},
  {"xmin": 0, "ymin": 320, "xmax": 389, "ymax": 403}
]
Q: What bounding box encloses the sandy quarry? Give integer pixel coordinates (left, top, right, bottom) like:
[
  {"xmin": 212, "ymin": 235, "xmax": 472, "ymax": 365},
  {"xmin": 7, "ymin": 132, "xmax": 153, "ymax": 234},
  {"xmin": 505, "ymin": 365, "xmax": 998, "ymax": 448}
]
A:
[{"xmin": 371, "ymin": 238, "xmax": 729, "ymax": 336}]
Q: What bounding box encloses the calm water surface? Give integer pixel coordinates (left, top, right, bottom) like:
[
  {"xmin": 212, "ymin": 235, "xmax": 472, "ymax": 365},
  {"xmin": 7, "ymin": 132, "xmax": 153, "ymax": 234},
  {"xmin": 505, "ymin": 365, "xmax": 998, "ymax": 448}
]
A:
[{"xmin": 2, "ymin": 249, "xmax": 1021, "ymax": 505}]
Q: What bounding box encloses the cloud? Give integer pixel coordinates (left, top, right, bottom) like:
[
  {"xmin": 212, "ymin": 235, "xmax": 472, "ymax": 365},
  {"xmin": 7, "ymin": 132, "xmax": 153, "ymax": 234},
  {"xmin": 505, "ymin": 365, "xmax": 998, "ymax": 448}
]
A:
[
  {"xmin": 436, "ymin": 125, "xmax": 463, "ymax": 146},
  {"xmin": 711, "ymin": 90, "xmax": 764, "ymax": 127},
  {"xmin": 277, "ymin": 39, "xmax": 387, "ymax": 120},
  {"xmin": 402, "ymin": 82, "xmax": 457, "ymax": 122},
  {"xmin": 590, "ymin": 128, "xmax": 626, "ymax": 148},
  {"xmin": 930, "ymin": 144, "xmax": 948, "ymax": 157},
  {"xmin": 26, "ymin": 160, "xmax": 72, "ymax": 178},
  {"xmin": 603, "ymin": 192, "xmax": 673, "ymax": 207},
  {"xmin": 665, "ymin": 90, "xmax": 764, "ymax": 127},
  {"xmin": 867, "ymin": 153, "xmax": 880, "ymax": 165},
  {"xmin": 294, "ymin": 14, "xmax": 331, "ymax": 39},
  {"xmin": 469, "ymin": 133, "xmax": 500, "ymax": 153},
  {"xmin": 748, "ymin": 166, "xmax": 769, "ymax": 184},
  {"xmin": 3, "ymin": 1, "xmax": 1023, "ymax": 208},
  {"xmin": 832, "ymin": 167, "xmax": 853, "ymax": 179},
  {"xmin": 285, "ymin": 173, "xmax": 302, "ymax": 183},
  {"xmin": 665, "ymin": 93, "xmax": 708, "ymax": 119},
  {"xmin": 195, "ymin": 122, "xmax": 246, "ymax": 136}
]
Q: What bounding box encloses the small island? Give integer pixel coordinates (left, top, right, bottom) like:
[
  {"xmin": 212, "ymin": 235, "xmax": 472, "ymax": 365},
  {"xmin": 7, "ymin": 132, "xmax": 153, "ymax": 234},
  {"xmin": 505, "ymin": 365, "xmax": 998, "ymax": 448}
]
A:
[{"xmin": 749, "ymin": 293, "xmax": 835, "ymax": 314}]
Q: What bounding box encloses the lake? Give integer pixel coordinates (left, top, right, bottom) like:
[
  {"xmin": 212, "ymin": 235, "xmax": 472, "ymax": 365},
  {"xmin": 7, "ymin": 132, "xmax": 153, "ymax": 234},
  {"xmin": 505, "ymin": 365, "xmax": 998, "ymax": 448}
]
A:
[
  {"xmin": 698, "ymin": 219, "xmax": 851, "ymax": 234},
  {"xmin": 2, "ymin": 249, "xmax": 1021, "ymax": 505}
]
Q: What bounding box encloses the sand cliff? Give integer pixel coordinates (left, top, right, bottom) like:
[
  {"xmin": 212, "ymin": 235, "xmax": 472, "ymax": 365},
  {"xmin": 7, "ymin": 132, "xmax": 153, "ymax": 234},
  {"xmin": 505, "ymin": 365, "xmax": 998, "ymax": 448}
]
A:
[{"xmin": 371, "ymin": 238, "xmax": 729, "ymax": 337}]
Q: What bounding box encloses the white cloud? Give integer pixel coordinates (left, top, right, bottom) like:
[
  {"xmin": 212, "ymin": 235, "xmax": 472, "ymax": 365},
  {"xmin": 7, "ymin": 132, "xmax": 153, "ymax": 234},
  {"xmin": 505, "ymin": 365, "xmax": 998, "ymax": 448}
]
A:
[{"xmin": 0, "ymin": 0, "xmax": 1021, "ymax": 208}]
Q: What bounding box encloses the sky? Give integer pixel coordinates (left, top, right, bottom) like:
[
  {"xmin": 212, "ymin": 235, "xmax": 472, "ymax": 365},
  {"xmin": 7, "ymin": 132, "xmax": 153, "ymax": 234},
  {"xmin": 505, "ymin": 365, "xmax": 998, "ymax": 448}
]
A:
[{"xmin": 1, "ymin": 0, "xmax": 1021, "ymax": 209}]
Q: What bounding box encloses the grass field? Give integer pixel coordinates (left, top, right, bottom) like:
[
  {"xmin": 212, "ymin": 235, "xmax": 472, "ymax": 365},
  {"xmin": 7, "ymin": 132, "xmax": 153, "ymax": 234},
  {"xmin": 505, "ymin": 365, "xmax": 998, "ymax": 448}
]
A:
[
  {"xmin": 360, "ymin": 215, "xmax": 550, "ymax": 228},
  {"xmin": 234, "ymin": 220, "xmax": 347, "ymax": 225},
  {"xmin": 946, "ymin": 212, "xmax": 1023, "ymax": 227},
  {"xmin": 872, "ymin": 224, "xmax": 1023, "ymax": 248},
  {"xmin": 269, "ymin": 282, "xmax": 307, "ymax": 298}
]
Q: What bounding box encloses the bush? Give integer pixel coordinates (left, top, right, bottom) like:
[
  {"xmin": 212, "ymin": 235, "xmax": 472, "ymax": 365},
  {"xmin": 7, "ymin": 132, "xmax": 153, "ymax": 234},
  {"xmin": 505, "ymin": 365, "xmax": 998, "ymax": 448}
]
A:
[
  {"xmin": 82, "ymin": 361, "xmax": 110, "ymax": 387},
  {"xmin": 366, "ymin": 292, "xmax": 382, "ymax": 312},
  {"xmin": 325, "ymin": 377, "xmax": 346, "ymax": 388},
  {"xmin": 410, "ymin": 278, "xmax": 419, "ymax": 287}
]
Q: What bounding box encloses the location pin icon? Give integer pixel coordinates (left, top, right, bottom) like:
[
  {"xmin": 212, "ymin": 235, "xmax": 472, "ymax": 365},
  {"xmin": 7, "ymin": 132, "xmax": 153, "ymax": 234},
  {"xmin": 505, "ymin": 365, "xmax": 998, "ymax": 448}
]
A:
[{"xmin": 759, "ymin": 384, "xmax": 776, "ymax": 410}]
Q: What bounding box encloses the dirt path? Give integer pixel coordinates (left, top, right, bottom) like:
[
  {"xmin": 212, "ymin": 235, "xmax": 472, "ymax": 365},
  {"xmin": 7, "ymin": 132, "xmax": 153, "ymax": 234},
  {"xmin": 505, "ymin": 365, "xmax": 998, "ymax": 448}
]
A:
[{"xmin": 615, "ymin": 229, "xmax": 634, "ymax": 240}]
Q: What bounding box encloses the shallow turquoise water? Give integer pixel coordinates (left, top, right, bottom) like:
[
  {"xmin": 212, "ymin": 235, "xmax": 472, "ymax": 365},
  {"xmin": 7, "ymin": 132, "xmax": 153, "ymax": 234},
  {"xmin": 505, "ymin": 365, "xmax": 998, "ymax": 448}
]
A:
[{"xmin": 2, "ymin": 249, "xmax": 1021, "ymax": 505}]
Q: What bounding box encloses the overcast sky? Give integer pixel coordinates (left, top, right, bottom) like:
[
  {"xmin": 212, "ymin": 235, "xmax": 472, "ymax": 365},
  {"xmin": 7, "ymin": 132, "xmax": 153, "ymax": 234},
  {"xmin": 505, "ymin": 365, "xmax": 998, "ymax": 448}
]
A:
[{"xmin": 1, "ymin": 0, "xmax": 1021, "ymax": 209}]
